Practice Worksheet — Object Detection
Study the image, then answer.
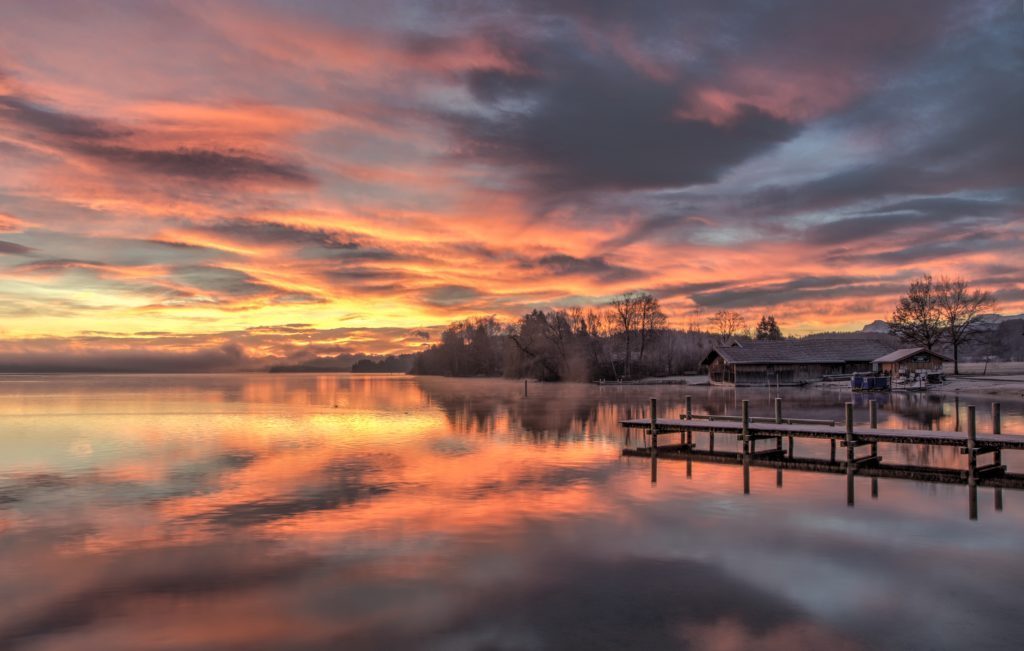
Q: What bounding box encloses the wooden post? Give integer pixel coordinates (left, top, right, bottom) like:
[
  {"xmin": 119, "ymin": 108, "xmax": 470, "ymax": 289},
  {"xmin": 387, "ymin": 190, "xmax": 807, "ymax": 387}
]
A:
[
  {"xmin": 776, "ymin": 469, "xmax": 783, "ymax": 487},
  {"xmin": 709, "ymin": 430, "xmax": 715, "ymax": 452},
  {"xmin": 788, "ymin": 435, "xmax": 793, "ymax": 457},
  {"xmin": 684, "ymin": 395, "xmax": 692, "ymax": 446},
  {"xmin": 967, "ymin": 405, "xmax": 976, "ymax": 453},
  {"xmin": 871, "ymin": 477, "xmax": 878, "ymax": 499},
  {"xmin": 993, "ymin": 402, "xmax": 1002, "ymax": 467},
  {"xmin": 830, "ymin": 438, "xmax": 836, "ymax": 463},
  {"xmin": 967, "ymin": 405, "xmax": 977, "ymax": 521},
  {"xmin": 686, "ymin": 458, "xmax": 692, "ymax": 479},
  {"xmin": 650, "ymin": 398, "xmax": 658, "ymax": 461},
  {"xmin": 774, "ymin": 397, "xmax": 783, "ymax": 451},
  {"xmin": 847, "ymin": 467, "xmax": 855, "ymax": 507},
  {"xmin": 524, "ymin": 379, "xmax": 528, "ymax": 397},
  {"xmin": 845, "ymin": 402, "xmax": 854, "ymax": 468},
  {"xmin": 868, "ymin": 399, "xmax": 878, "ymax": 458},
  {"xmin": 995, "ymin": 488, "xmax": 1003, "ymax": 512},
  {"xmin": 743, "ymin": 449, "xmax": 750, "ymax": 495},
  {"xmin": 741, "ymin": 400, "xmax": 750, "ymax": 454}
]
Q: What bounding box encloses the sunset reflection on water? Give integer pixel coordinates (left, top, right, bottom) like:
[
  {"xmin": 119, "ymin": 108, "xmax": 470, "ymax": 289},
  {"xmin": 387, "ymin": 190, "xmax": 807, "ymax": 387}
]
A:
[{"xmin": 1, "ymin": 374, "xmax": 1022, "ymax": 650}]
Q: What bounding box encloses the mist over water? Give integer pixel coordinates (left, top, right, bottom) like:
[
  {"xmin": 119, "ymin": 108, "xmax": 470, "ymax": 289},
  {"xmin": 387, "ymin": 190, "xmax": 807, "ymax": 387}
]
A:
[{"xmin": 1, "ymin": 374, "xmax": 1022, "ymax": 650}]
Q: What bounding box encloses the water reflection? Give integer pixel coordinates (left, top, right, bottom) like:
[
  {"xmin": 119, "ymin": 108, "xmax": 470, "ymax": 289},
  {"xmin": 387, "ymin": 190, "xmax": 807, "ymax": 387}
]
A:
[{"xmin": 0, "ymin": 374, "xmax": 1022, "ymax": 650}]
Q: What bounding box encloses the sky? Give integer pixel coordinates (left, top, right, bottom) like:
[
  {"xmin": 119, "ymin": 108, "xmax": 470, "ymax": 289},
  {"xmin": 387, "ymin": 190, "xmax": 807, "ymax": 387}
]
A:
[{"xmin": 0, "ymin": 0, "xmax": 1021, "ymax": 371}]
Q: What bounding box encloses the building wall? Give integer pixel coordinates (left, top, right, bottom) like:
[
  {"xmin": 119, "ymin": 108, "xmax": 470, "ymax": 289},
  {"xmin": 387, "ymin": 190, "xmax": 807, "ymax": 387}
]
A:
[
  {"xmin": 879, "ymin": 355, "xmax": 944, "ymax": 376},
  {"xmin": 713, "ymin": 361, "xmax": 873, "ymax": 385}
]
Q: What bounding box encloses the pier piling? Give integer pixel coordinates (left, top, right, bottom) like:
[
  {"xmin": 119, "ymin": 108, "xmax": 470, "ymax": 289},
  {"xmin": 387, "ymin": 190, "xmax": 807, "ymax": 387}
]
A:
[
  {"xmin": 684, "ymin": 395, "xmax": 692, "ymax": 446},
  {"xmin": 968, "ymin": 405, "xmax": 977, "ymax": 521},
  {"xmin": 869, "ymin": 399, "xmax": 879, "ymax": 458},
  {"xmin": 649, "ymin": 398, "xmax": 658, "ymax": 461},
  {"xmin": 742, "ymin": 400, "xmax": 750, "ymax": 453}
]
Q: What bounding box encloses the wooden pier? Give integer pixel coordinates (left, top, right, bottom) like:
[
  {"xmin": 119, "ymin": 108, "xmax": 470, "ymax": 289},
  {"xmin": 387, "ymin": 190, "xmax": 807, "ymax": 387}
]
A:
[{"xmin": 621, "ymin": 397, "xmax": 1023, "ymax": 519}]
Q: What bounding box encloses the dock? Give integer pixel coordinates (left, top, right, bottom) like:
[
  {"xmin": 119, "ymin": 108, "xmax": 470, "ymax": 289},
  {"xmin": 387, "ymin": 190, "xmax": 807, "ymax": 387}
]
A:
[{"xmin": 621, "ymin": 396, "xmax": 1022, "ymax": 520}]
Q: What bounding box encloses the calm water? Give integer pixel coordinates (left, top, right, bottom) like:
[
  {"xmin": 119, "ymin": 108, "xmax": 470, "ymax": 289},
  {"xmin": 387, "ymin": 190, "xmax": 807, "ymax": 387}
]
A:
[{"xmin": 1, "ymin": 374, "xmax": 1022, "ymax": 651}]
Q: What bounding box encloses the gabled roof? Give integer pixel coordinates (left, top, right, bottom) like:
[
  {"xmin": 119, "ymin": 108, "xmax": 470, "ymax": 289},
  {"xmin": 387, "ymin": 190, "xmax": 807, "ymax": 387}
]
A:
[
  {"xmin": 872, "ymin": 347, "xmax": 951, "ymax": 363},
  {"xmin": 702, "ymin": 337, "xmax": 897, "ymax": 366}
]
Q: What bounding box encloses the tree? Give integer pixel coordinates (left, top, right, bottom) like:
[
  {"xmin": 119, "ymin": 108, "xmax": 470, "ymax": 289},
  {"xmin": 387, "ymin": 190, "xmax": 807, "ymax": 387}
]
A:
[
  {"xmin": 755, "ymin": 314, "xmax": 783, "ymax": 340},
  {"xmin": 710, "ymin": 310, "xmax": 747, "ymax": 342},
  {"xmin": 934, "ymin": 276, "xmax": 996, "ymax": 374},
  {"xmin": 636, "ymin": 293, "xmax": 667, "ymax": 367},
  {"xmin": 887, "ymin": 275, "xmax": 944, "ymax": 351},
  {"xmin": 609, "ymin": 293, "xmax": 642, "ymax": 377}
]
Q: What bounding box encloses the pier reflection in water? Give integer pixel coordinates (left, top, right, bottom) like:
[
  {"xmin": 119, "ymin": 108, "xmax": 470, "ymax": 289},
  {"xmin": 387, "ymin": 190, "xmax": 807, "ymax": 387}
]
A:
[{"xmin": 1, "ymin": 374, "xmax": 1023, "ymax": 651}]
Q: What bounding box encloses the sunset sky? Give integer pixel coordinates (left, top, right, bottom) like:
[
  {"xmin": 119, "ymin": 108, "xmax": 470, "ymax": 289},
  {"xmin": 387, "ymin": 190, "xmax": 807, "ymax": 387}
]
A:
[{"xmin": 1, "ymin": 1, "xmax": 1021, "ymax": 370}]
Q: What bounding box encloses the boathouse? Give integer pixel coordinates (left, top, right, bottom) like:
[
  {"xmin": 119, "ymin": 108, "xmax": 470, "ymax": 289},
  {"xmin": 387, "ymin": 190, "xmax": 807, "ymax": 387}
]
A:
[
  {"xmin": 872, "ymin": 347, "xmax": 949, "ymax": 376},
  {"xmin": 702, "ymin": 338, "xmax": 897, "ymax": 386}
]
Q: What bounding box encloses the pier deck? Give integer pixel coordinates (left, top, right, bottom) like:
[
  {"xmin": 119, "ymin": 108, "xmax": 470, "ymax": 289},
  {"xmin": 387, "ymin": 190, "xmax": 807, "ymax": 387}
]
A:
[
  {"xmin": 620, "ymin": 396, "xmax": 1021, "ymax": 519},
  {"xmin": 620, "ymin": 417, "xmax": 1024, "ymax": 449}
]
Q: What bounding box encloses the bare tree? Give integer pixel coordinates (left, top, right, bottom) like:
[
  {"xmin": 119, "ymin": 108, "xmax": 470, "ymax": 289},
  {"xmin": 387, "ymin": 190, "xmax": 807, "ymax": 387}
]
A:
[
  {"xmin": 710, "ymin": 310, "xmax": 746, "ymax": 342},
  {"xmin": 887, "ymin": 275, "xmax": 944, "ymax": 351},
  {"xmin": 609, "ymin": 293, "xmax": 641, "ymax": 377},
  {"xmin": 685, "ymin": 306, "xmax": 705, "ymax": 334},
  {"xmin": 935, "ymin": 276, "xmax": 996, "ymax": 374},
  {"xmin": 636, "ymin": 293, "xmax": 667, "ymax": 366}
]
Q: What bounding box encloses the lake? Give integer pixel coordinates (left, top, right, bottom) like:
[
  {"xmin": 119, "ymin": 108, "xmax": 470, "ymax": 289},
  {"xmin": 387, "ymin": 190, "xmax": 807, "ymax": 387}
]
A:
[{"xmin": 1, "ymin": 374, "xmax": 1022, "ymax": 650}]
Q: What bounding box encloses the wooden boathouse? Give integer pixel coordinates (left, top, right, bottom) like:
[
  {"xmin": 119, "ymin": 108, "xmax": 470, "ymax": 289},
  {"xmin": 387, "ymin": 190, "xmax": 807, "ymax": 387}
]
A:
[
  {"xmin": 872, "ymin": 347, "xmax": 949, "ymax": 375},
  {"xmin": 703, "ymin": 337, "xmax": 896, "ymax": 386}
]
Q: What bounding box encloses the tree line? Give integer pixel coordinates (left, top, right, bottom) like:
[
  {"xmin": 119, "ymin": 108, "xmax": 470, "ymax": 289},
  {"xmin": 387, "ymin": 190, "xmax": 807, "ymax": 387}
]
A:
[{"xmin": 410, "ymin": 293, "xmax": 717, "ymax": 381}]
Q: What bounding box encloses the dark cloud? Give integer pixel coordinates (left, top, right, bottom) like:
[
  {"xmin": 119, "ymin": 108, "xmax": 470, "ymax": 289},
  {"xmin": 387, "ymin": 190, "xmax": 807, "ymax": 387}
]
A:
[
  {"xmin": 420, "ymin": 284, "xmax": 484, "ymax": 307},
  {"xmin": 15, "ymin": 258, "xmax": 106, "ymax": 273},
  {"xmin": 73, "ymin": 143, "xmax": 314, "ymax": 184},
  {"xmin": 830, "ymin": 231, "xmax": 1022, "ymax": 266},
  {"xmin": 446, "ymin": 37, "xmax": 798, "ymax": 195},
  {"xmin": 0, "ymin": 92, "xmax": 313, "ymax": 185},
  {"xmin": 532, "ymin": 253, "xmax": 640, "ymax": 282},
  {"xmin": 804, "ymin": 197, "xmax": 1013, "ymax": 245},
  {"xmin": 740, "ymin": 7, "xmax": 1023, "ymax": 221},
  {"xmin": 691, "ymin": 275, "xmax": 902, "ymax": 309},
  {"xmin": 171, "ymin": 265, "xmax": 266, "ymax": 296},
  {"xmin": 0, "ymin": 240, "xmax": 33, "ymax": 254},
  {"xmin": 201, "ymin": 218, "xmax": 360, "ymax": 249},
  {"xmin": 0, "ymin": 94, "xmax": 128, "ymax": 139}
]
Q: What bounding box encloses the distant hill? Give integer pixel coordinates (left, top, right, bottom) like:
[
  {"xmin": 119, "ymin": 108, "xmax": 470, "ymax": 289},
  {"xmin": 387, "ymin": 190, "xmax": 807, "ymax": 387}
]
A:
[
  {"xmin": 861, "ymin": 313, "xmax": 1024, "ymax": 334},
  {"xmin": 861, "ymin": 319, "xmax": 891, "ymax": 334}
]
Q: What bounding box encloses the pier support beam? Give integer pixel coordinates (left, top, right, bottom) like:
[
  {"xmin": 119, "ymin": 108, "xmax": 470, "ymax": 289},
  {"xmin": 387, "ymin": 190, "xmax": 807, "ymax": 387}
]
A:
[
  {"xmin": 684, "ymin": 395, "xmax": 692, "ymax": 447},
  {"xmin": 845, "ymin": 402, "xmax": 855, "ymax": 468},
  {"xmin": 968, "ymin": 405, "xmax": 977, "ymax": 521},
  {"xmin": 993, "ymin": 403, "xmax": 1002, "ymax": 467},
  {"xmin": 775, "ymin": 397, "xmax": 783, "ymax": 451},
  {"xmin": 742, "ymin": 400, "xmax": 751, "ymax": 454},
  {"xmin": 869, "ymin": 399, "xmax": 879, "ymax": 458},
  {"xmin": 649, "ymin": 397, "xmax": 658, "ymax": 462}
]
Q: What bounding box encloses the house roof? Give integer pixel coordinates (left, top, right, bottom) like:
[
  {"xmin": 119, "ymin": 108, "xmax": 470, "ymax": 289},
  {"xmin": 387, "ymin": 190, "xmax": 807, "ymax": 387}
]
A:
[
  {"xmin": 872, "ymin": 347, "xmax": 952, "ymax": 363},
  {"xmin": 703, "ymin": 337, "xmax": 897, "ymax": 366}
]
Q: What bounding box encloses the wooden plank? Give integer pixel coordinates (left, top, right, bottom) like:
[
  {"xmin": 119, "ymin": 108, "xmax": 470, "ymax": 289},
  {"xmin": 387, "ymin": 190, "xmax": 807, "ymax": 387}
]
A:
[{"xmin": 619, "ymin": 417, "xmax": 1024, "ymax": 449}]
